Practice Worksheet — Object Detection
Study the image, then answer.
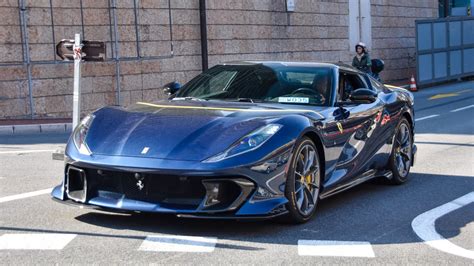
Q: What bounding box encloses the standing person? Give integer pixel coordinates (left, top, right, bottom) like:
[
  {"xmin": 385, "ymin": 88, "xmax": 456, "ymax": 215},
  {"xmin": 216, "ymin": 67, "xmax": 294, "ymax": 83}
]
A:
[{"xmin": 352, "ymin": 42, "xmax": 372, "ymax": 74}]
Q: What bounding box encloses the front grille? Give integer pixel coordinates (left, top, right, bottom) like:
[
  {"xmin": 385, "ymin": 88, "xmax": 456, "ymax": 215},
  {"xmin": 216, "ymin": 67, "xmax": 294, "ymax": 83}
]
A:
[
  {"xmin": 84, "ymin": 168, "xmax": 207, "ymax": 208},
  {"xmin": 66, "ymin": 165, "xmax": 252, "ymax": 211}
]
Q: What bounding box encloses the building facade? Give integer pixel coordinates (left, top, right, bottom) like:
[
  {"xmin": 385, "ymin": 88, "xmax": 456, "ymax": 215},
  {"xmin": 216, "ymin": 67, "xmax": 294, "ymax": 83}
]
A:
[{"xmin": 0, "ymin": 0, "xmax": 438, "ymax": 119}]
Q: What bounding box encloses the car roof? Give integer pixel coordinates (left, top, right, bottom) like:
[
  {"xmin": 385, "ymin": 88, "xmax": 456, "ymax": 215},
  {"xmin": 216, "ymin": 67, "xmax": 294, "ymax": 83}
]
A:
[
  {"xmin": 221, "ymin": 61, "xmax": 336, "ymax": 68},
  {"xmin": 220, "ymin": 60, "xmax": 363, "ymax": 74}
]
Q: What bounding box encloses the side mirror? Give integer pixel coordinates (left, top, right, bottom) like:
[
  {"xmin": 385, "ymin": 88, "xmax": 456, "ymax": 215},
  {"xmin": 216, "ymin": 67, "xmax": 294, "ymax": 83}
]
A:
[
  {"xmin": 349, "ymin": 88, "xmax": 377, "ymax": 104},
  {"xmin": 371, "ymin": 59, "xmax": 384, "ymax": 74},
  {"xmin": 163, "ymin": 81, "xmax": 181, "ymax": 95},
  {"xmin": 333, "ymin": 103, "xmax": 350, "ymax": 120}
]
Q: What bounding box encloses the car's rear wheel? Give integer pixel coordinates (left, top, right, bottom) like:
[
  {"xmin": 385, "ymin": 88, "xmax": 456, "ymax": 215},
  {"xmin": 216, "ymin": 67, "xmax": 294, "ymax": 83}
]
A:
[
  {"xmin": 284, "ymin": 137, "xmax": 321, "ymax": 223},
  {"xmin": 387, "ymin": 118, "xmax": 413, "ymax": 184}
]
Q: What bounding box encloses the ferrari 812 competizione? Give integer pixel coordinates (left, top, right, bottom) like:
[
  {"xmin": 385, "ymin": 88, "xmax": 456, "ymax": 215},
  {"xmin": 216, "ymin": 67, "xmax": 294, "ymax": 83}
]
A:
[{"xmin": 52, "ymin": 61, "xmax": 416, "ymax": 223}]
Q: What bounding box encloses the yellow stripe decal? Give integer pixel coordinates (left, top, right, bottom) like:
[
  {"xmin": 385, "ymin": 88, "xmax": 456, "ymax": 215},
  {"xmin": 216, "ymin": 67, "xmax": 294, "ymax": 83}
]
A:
[
  {"xmin": 136, "ymin": 102, "xmax": 324, "ymax": 118},
  {"xmin": 384, "ymin": 84, "xmax": 403, "ymax": 89},
  {"xmin": 455, "ymin": 89, "xmax": 471, "ymax": 94}
]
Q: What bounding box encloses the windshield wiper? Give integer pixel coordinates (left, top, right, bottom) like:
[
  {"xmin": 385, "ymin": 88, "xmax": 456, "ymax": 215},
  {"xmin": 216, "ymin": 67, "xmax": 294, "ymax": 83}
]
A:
[
  {"xmin": 237, "ymin": 98, "xmax": 255, "ymax": 103},
  {"xmin": 222, "ymin": 98, "xmax": 257, "ymax": 103}
]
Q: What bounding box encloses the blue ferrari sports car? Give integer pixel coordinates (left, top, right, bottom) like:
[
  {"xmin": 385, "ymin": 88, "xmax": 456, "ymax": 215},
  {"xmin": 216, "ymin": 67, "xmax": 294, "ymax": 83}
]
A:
[{"xmin": 52, "ymin": 61, "xmax": 416, "ymax": 223}]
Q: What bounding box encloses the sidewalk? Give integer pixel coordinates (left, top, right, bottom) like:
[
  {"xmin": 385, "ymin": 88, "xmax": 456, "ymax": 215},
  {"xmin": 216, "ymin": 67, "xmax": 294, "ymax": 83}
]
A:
[{"xmin": 0, "ymin": 118, "xmax": 72, "ymax": 135}]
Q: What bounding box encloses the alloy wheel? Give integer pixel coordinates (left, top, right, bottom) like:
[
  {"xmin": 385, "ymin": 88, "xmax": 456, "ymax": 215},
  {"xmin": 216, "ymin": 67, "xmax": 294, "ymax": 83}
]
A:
[
  {"xmin": 394, "ymin": 123, "xmax": 412, "ymax": 178},
  {"xmin": 293, "ymin": 144, "xmax": 320, "ymax": 216}
]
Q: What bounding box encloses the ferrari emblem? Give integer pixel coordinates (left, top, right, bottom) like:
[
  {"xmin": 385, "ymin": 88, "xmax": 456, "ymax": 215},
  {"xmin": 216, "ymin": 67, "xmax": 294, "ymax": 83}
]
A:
[
  {"xmin": 336, "ymin": 122, "xmax": 343, "ymax": 134},
  {"xmin": 134, "ymin": 173, "xmax": 145, "ymax": 191},
  {"xmin": 136, "ymin": 180, "xmax": 144, "ymax": 191}
]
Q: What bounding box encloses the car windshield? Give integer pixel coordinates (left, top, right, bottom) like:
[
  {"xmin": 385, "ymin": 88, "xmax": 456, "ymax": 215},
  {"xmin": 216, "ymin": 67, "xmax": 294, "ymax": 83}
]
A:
[{"xmin": 175, "ymin": 64, "xmax": 333, "ymax": 106}]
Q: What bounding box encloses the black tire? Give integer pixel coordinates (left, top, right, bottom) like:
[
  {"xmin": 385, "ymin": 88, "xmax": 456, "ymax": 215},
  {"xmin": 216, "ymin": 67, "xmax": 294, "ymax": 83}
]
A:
[
  {"xmin": 387, "ymin": 118, "xmax": 413, "ymax": 185},
  {"xmin": 283, "ymin": 137, "xmax": 321, "ymax": 224}
]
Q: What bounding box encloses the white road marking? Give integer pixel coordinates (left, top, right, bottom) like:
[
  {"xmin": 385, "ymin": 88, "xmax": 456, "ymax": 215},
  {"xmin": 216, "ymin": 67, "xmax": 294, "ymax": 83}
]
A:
[
  {"xmin": 0, "ymin": 233, "xmax": 77, "ymax": 250},
  {"xmin": 0, "ymin": 188, "xmax": 52, "ymax": 203},
  {"xmin": 450, "ymin": 104, "xmax": 474, "ymax": 113},
  {"xmin": 415, "ymin": 115, "xmax": 440, "ymax": 122},
  {"xmin": 298, "ymin": 240, "xmax": 375, "ymax": 257},
  {"xmin": 412, "ymin": 191, "xmax": 474, "ymax": 260},
  {"xmin": 139, "ymin": 235, "xmax": 217, "ymax": 252},
  {"xmin": 0, "ymin": 149, "xmax": 55, "ymax": 154}
]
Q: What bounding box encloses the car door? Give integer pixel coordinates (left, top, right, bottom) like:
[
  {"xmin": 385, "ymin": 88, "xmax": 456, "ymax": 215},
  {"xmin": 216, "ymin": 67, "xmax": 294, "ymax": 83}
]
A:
[
  {"xmin": 365, "ymin": 76, "xmax": 405, "ymax": 163},
  {"xmin": 322, "ymin": 71, "xmax": 384, "ymax": 189}
]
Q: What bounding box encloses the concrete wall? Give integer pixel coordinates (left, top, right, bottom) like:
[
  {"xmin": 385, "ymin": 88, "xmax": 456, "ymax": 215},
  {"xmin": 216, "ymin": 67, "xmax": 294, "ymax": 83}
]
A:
[{"xmin": 0, "ymin": 0, "xmax": 437, "ymax": 120}]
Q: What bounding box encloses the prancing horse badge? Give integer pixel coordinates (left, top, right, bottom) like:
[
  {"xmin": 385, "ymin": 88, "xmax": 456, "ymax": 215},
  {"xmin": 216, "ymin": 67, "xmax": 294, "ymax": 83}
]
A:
[
  {"xmin": 136, "ymin": 180, "xmax": 144, "ymax": 191},
  {"xmin": 337, "ymin": 122, "xmax": 343, "ymax": 134}
]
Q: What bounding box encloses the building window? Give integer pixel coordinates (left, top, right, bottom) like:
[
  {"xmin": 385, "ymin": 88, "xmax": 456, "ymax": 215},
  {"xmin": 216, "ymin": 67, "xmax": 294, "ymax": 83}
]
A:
[{"xmin": 439, "ymin": 0, "xmax": 473, "ymax": 17}]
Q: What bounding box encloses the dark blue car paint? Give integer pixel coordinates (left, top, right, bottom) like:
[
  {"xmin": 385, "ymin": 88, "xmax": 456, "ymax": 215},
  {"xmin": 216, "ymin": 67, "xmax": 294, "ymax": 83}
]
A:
[{"xmin": 52, "ymin": 62, "xmax": 416, "ymax": 219}]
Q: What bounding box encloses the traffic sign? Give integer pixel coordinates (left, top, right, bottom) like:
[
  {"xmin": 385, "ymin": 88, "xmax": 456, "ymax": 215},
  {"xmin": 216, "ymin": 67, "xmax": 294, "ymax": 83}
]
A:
[{"xmin": 56, "ymin": 40, "xmax": 106, "ymax": 61}]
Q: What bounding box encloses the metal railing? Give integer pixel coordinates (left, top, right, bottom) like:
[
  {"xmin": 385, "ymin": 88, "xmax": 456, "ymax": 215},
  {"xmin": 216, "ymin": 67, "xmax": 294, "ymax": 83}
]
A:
[{"xmin": 1, "ymin": 0, "xmax": 174, "ymax": 118}]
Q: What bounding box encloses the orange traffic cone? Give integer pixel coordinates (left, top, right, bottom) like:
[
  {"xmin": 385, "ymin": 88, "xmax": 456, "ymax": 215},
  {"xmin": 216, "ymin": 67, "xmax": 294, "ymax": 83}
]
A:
[{"xmin": 409, "ymin": 75, "xmax": 417, "ymax": 92}]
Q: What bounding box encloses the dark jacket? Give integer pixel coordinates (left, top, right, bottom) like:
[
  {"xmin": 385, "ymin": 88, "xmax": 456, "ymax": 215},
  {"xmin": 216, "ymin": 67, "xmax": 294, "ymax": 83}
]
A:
[{"xmin": 352, "ymin": 53, "xmax": 372, "ymax": 73}]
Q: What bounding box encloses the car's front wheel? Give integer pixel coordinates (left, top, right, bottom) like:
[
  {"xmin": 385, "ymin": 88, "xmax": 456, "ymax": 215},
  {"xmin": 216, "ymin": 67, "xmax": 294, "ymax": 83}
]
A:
[
  {"xmin": 284, "ymin": 137, "xmax": 321, "ymax": 223},
  {"xmin": 387, "ymin": 118, "xmax": 413, "ymax": 184}
]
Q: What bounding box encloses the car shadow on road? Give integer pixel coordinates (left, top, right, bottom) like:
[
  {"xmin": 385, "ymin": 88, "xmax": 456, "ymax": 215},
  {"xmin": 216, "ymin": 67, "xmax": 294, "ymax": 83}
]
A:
[
  {"xmin": 67, "ymin": 172, "xmax": 474, "ymax": 248},
  {"xmin": 1, "ymin": 173, "xmax": 472, "ymax": 251}
]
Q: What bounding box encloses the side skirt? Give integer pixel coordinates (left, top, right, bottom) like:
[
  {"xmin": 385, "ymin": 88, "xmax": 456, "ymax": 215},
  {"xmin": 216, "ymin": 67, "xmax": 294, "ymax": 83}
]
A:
[{"xmin": 319, "ymin": 169, "xmax": 392, "ymax": 199}]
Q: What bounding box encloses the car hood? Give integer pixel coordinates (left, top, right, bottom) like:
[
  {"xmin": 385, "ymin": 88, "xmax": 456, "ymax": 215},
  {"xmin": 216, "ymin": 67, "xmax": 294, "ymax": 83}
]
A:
[{"xmin": 85, "ymin": 100, "xmax": 325, "ymax": 161}]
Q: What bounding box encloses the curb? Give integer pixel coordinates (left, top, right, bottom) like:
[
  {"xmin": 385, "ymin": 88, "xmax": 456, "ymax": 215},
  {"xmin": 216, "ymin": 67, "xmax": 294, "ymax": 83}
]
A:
[{"xmin": 0, "ymin": 123, "xmax": 72, "ymax": 135}]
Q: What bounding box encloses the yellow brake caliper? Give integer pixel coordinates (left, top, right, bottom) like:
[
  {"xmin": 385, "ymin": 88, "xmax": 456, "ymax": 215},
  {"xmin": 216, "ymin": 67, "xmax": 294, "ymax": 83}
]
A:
[{"xmin": 305, "ymin": 174, "xmax": 312, "ymax": 190}]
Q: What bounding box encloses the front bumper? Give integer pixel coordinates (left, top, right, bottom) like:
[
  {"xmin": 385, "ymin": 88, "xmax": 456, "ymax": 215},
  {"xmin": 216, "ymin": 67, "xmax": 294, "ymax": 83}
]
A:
[
  {"xmin": 52, "ymin": 148, "xmax": 292, "ymax": 218},
  {"xmin": 51, "ymin": 190, "xmax": 288, "ymax": 220},
  {"xmin": 51, "ymin": 182, "xmax": 288, "ymax": 219}
]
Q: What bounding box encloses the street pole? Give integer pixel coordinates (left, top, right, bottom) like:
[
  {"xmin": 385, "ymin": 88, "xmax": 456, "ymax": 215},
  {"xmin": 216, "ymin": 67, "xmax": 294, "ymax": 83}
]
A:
[
  {"xmin": 199, "ymin": 0, "xmax": 208, "ymax": 71},
  {"xmin": 443, "ymin": 0, "xmax": 450, "ymax": 17},
  {"xmin": 72, "ymin": 33, "xmax": 82, "ymax": 130},
  {"xmin": 111, "ymin": 0, "xmax": 122, "ymax": 106},
  {"xmin": 19, "ymin": 0, "xmax": 35, "ymax": 119}
]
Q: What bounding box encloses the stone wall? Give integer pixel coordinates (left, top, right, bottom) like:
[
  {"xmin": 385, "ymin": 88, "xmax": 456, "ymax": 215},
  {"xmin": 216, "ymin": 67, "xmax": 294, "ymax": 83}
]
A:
[
  {"xmin": 0, "ymin": 0, "xmax": 437, "ymax": 120},
  {"xmin": 0, "ymin": 0, "xmax": 202, "ymax": 119},
  {"xmin": 371, "ymin": 0, "xmax": 438, "ymax": 81},
  {"xmin": 205, "ymin": 0, "xmax": 350, "ymax": 65}
]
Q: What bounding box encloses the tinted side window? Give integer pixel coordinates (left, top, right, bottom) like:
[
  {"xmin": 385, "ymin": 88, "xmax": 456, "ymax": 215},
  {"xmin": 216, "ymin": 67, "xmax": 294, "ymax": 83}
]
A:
[
  {"xmin": 369, "ymin": 76, "xmax": 384, "ymax": 91},
  {"xmin": 357, "ymin": 74, "xmax": 369, "ymax": 89},
  {"xmin": 338, "ymin": 72, "xmax": 367, "ymax": 101},
  {"xmin": 186, "ymin": 70, "xmax": 238, "ymax": 98}
]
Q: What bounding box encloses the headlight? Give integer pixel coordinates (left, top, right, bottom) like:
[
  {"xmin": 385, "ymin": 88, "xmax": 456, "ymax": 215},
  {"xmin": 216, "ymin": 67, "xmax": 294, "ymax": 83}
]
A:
[
  {"xmin": 203, "ymin": 124, "xmax": 282, "ymax": 163},
  {"xmin": 73, "ymin": 114, "xmax": 95, "ymax": 155}
]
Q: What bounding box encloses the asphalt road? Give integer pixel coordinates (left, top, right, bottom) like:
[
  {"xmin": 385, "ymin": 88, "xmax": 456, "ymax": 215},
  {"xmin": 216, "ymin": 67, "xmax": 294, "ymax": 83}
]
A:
[{"xmin": 0, "ymin": 81, "xmax": 473, "ymax": 264}]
